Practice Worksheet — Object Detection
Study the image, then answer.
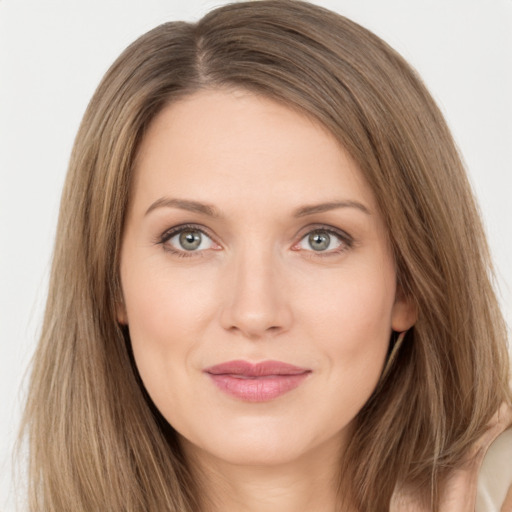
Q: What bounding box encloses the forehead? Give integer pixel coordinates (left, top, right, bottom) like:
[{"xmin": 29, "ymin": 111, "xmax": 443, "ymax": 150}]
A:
[{"xmin": 131, "ymin": 88, "xmax": 377, "ymax": 215}]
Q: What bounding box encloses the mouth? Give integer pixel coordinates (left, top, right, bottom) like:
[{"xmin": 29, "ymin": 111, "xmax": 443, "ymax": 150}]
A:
[{"xmin": 204, "ymin": 360, "xmax": 312, "ymax": 402}]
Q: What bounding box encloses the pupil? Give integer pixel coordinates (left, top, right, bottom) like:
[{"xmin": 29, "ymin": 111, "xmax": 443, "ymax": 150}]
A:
[
  {"xmin": 309, "ymin": 231, "xmax": 330, "ymax": 251},
  {"xmin": 179, "ymin": 230, "xmax": 201, "ymax": 250}
]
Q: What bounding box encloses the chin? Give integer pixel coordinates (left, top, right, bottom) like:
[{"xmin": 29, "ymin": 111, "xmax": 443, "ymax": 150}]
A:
[
  {"xmin": 184, "ymin": 436, "xmax": 313, "ymax": 468},
  {"xmin": 177, "ymin": 414, "xmax": 348, "ymax": 470}
]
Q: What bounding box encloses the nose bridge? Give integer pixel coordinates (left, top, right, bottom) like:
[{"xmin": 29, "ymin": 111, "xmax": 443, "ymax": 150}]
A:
[{"xmin": 220, "ymin": 240, "xmax": 292, "ymax": 338}]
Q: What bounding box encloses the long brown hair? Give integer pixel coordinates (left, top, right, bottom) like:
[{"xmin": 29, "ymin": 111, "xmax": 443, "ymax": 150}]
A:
[{"xmin": 20, "ymin": 1, "xmax": 511, "ymax": 510}]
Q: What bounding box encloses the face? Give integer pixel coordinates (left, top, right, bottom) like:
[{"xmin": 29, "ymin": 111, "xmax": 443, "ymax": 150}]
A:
[{"xmin": 118, "ymin": 89, "xmax": 415, "ymax": 468}]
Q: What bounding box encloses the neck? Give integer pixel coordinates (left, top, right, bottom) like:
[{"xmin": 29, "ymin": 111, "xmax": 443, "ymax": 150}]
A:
[{"xmin": 181, "ymin": 436, "xmax": 354, "ymax": 512}]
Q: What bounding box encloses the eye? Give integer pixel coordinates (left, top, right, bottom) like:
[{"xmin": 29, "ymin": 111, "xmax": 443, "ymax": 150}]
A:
[
  {"xmin": 295, "ymin": 228, "xmax": 351, "ymax": 254},
  {"xmin": 160, "ymin": 225, "xmax": 219, "ymax": 255}
]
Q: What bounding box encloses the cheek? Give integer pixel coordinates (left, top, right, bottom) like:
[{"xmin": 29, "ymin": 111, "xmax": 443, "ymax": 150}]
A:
[
  {"xmin": 124, "ymin": 258, "xmax": 215, "ymax": 335},
  {"xmin": 300, "ymin": 259, "xmax": 395, "ymax": 338},
  {"xmin": 121, "ymin": 259, "xmax": 217, "ymax": 396},
  {"xmin": 296, "ymin": 261, "xmax": 395, "ymax": 386}
]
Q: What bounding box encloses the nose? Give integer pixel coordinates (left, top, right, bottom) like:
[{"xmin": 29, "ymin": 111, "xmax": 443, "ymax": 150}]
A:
[{"xmin": 219, "ymin": 247, "xmax": 293, "ymax": 339}]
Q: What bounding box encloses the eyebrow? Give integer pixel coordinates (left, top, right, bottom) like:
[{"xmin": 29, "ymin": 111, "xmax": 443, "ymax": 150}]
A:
[
  {"xmin": 293, "ymin": 200, "xmax": 371, "ymax": 217},
  {"xmin": 145, "ymin": 197, "xmax": 371, "ymax": 218},
  {"xmin": 145, "ymin": 197, "xmax": 220, "ymax": 217}
]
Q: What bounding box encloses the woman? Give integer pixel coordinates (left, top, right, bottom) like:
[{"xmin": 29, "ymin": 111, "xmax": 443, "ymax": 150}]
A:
[{"xmin": 21, "ymin": 1, "xmax": 512, "ymax": 511}]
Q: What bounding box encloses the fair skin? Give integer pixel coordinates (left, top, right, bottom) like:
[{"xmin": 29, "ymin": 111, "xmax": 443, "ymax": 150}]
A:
[{"xmin": 118, "ymin": 88, "xmax": 416, "ymax": 512}]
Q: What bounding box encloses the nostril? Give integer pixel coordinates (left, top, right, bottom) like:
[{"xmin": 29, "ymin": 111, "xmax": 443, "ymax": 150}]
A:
[{"xmin": 218, "ymin": 272, "xmax": 294, "ymax": 338}]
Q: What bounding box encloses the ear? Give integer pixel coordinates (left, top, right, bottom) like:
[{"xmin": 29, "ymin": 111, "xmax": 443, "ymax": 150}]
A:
[
  {"xmin": 391, "ymin": 287, "xmax": 417, "ymax": 332},
  {"xmin": 116, "ymin": 299, "xmax": 128, "ymax": 325}
]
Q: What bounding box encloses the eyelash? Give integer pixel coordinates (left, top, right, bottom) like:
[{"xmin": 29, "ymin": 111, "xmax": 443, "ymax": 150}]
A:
[
  {"xmin": 157, "ymin": 224, "xmax": 217, "ymax": 258},
  {"xmin": 294, "ymin": 225, "xmax": 354, "ymax": 258},
  {"xmin": 156, "ymin": 223, "xmax": 354, "ymax": 258}
]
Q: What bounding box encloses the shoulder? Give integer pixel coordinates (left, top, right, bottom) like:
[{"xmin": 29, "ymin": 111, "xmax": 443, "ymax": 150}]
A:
[
  {"xmin": 446, "ymin": 403, "xmax": 512, "ymax": 512},
  {"xmin": 476, "ymin": 422, "xmax": 512, "ymax": 512},
  {"xmin": 391, "ymin": 403, "xmax": 512, "ymax": 512}
]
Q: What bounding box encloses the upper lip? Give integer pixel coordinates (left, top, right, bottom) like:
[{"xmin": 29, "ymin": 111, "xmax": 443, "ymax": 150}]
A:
[{"xmin": 204, "ymin": 360, "xmax": 311, "ymax": 377}]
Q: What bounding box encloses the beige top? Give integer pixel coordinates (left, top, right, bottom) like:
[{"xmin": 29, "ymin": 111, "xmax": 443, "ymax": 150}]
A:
[{"xmin": 391, "ymin": 403, "xmax": 512, "ymax": 512}]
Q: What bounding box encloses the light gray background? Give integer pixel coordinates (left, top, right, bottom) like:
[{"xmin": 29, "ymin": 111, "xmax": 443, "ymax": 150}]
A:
[{"xmin": 1, "ymin": 1, "xmax": 511, "ymax": 510}]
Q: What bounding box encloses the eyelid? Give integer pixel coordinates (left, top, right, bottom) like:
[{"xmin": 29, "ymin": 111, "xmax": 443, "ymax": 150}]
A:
[
  {"xmin": 157, "ymin": 223, "xmax": 221, "ymax": 255},
  {"xmin": 155, "ymin": 222, "xmax": 353, "ymax": 257},
  {"xmin": 159, "ymin": 223, "xmax": 212, "ymax": 242},
  {"xmin": 292, "ymin": 224, "xmax": 354, "ymax": 254}
]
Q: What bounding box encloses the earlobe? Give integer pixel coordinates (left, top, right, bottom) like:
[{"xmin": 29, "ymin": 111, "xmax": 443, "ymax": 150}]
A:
[
  {"xmin": 391, "ymin": 290, "xmax": 417, "ymax": 332},
  {"xmin": 116, "ymin": 300, "xmax": 128, "ymax": 325}
]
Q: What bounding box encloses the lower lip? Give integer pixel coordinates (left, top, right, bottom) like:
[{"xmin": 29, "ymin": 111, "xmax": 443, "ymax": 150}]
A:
[{"xmin": 207, "ymin": 373, "xmax": 309, "ymax": 402}]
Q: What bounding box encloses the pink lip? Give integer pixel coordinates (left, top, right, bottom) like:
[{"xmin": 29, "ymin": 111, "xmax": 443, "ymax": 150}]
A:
[{"xmin": 204, "ymin": 360, "xmax": 311, "ymax": 402}]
